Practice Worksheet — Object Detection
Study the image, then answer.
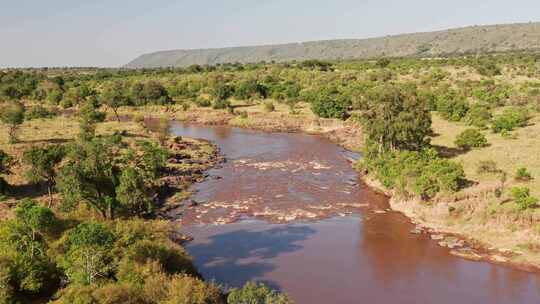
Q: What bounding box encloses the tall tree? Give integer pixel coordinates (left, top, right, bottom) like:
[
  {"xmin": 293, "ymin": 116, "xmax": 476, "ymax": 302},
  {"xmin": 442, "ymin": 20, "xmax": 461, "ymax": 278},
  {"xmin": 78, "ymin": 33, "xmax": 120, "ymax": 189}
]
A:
[
  {"xmin": 101, "ymin": 81, "xmax": 130, "ymax": 121},
  {"xmin": 0, "ymin": 102, "xmax": 25, "ymax": 143},
  {"xmin": 23, "ymin": 145, "xmax": 66, "ymax": 206},
  {"xmin": 361, "ymin": 85, "xmax": 432, "ymax": 152}
]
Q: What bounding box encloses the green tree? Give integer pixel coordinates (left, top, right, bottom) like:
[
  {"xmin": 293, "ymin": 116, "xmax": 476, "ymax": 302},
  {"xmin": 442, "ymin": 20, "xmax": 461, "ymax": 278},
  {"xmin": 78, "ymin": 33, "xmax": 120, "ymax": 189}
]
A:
[
  {"xmin": 310, "ymin": 86, "xmax": 351, "ymax": 119},
  {"xmin": 0, "ymin": 150, "xmax": 13, "ymax": 194},
  {"xmin": 0, "ymin": 102, "xmax": 25, "ymax": 143},
  {"xmin": 56, "ymin": 137, "xmax": 121, "ymax": 219},
  {"xmin": 23, "ymin": 145, "xmax": 66, "ymax": 206},
  {"xmin": 116, "ymin": 168, "xmax": 153, "ymax": 216},
  {"xmin": 0, "ymin": 199, "xmax": 58, "ymax": 294},
  {"xmin": 361, "ymin": 85, "xmax": 432, "ymax": 152},
  {"xmin": 60, "ymin": 222, "xmax": 115, "ymax": 285},
  {"xmin": 102, "ymin": 81, "xmax": 130, "ymax": 121},
  {"xmin": 78, "ymin": 98, "xmax": 105, "ymax": 141}
]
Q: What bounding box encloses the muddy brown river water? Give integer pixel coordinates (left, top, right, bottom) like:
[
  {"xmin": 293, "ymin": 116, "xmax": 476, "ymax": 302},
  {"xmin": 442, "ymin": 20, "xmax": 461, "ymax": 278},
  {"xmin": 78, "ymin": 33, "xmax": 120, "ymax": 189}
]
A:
[{"xmin": 171, "ymin": 122, "xmax": 540, "ymax": 304}]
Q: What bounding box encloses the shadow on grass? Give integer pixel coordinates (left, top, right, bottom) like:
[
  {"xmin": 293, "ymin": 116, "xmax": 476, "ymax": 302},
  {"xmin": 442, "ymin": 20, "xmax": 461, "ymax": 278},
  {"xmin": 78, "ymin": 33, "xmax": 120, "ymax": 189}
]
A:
[
  {"xmin": 432, "ymin": 145, "xmax": 468, "ymax": 158},
  {"xmin": 7, "ymin": 183, "xmax": 49, "ymax": 200}
]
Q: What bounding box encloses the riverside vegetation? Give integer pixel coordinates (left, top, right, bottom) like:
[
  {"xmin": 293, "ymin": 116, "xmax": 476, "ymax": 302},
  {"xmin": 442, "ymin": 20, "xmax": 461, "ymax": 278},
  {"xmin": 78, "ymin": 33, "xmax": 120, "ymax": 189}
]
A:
[
  {"xmin": 1, "ymin": 51, "xmax": 540, "ymax": 301},
  {"xmin": 0, "ymin": 90, "xmax": 290, "ymax": 302}
]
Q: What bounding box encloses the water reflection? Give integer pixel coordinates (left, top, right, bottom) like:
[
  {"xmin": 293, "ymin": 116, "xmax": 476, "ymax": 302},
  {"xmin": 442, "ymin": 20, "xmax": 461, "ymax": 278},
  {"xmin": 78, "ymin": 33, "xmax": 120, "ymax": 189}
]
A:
[{"xmin": 187, "ymin": 225, "xmax": 317, "ymax": 290}]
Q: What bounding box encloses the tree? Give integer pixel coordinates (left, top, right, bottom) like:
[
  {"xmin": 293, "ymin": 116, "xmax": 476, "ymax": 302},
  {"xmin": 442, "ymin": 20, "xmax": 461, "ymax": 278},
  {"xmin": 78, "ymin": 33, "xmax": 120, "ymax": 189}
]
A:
[
  {"xmin": 56, "ymin": 137, "xmax": 121, "ymax": 219},
  {"xmin": 116, "ymin": 168, "xmax": 153, "ymax": 216},
  {"xmin": 361, "ymin": 85, "xmax": 432, "ymax": 152},
  {"xmin": 310, "ymin": 87, "xmax": 351, "ymax": 120},
  {"xmin": 0, "ymin": 150, "xmax": 13, "ymax": 194},
  {"xmin": 454, "ymin": 129, "xmax": 488, "ymax": 150},
  {"xmin": 0, "ymin": 102, "xmax": 25, "ymax": 143},
  {"xmin": 0, "ymin": 199, "xmax": 58, "ymax": 294},
  {"xmin": 102, "ymin": 81, "xmax": 130, "ymax": 121},
  {"xmin": 23, "ymin": 144, "xmax": 66, "ymax": 206},
  {"xmin": 78, "ymin": 98, "xmax": 105, "ymax": 141},
  {"xmin": 12, "ymin": 199, "xmax": 57, "ymax": 259},
  {"xmin": 60, "ymin": 222, "xmax": 115, "ymax": 285}
]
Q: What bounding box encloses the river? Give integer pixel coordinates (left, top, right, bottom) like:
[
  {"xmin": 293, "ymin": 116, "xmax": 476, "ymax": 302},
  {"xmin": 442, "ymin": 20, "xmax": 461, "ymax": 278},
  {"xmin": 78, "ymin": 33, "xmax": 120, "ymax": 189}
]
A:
[{"xmin": 171, "ymin": 122, "xmax": 540, "ymax": 304}]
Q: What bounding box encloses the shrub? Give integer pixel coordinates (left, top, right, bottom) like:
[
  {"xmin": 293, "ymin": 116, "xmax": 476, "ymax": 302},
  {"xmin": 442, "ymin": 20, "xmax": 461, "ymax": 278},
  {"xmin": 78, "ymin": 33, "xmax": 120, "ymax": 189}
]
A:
[
  {"xmin": 310, "ymin": 87, "xmax": 351, "ymax": 119},
  {"xmin": 228, "ymin": 281, "xmax": 292, "ymax": 304},
  {"xmin": 360, "ymin": 148, "xmax": 464, "ymax": 199},
  {"xmin": 515, "ymin": 167, "xmax": 533, "ymax": 181},
  {"xmin": 464, "ymin": 105, "xmax": 492, "ymax": 128},
  {"xmin": 511, "ymin": 187, "xmax": 538, "ymax": 211},
  {"xmin": 194, "ymin": 97, "xmax": 211, "ymax": 107},
  {"xmin": 492, "ymin": 107, "xmax": 530, "ymax": 133},
  {"xmin": 454, "ymin": 129, "xmax": 488, "ymax": 150},
  {"xmin": 0, "ymin": 101, "xmax": 25, "ymax": 143},
  {"xmin": 435, "ymin": 90, "xmax": 469, "ymax": 121}
]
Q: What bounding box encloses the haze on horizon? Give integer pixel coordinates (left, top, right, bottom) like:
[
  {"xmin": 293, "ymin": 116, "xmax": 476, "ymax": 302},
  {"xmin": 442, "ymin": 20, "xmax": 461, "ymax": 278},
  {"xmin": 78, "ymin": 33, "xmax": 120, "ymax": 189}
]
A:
[{"xmin": 1, "ymin": 0, "xmax": 540, "ymax": 68}]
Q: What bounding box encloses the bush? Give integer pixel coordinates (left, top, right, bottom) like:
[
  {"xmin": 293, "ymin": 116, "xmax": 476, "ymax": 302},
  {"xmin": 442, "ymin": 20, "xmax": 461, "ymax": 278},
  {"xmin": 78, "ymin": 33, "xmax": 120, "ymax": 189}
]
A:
[
  {"xmin": 310, "ymin": 87, "xmax": 351, "ymax": 119},
  {"xmin": 492, "ymin": 107, "xmax": 530, "ymax": 133},
  {"xmin": 194, "ymin": 97, "xmax": 211, "ymax": 107},
  {"xmin": 464, "ymin": 105, "xmax": 492, "ymax": 128},
  {"xmin": 360, "ymin": 148, "xmax": 464, "ymax": 199},
  {"xmin": 515, "ymin": 167, "xmax": 533, "ymax": 181},
  {"xmin": 228, "ymin": 281, "xmax": 292, "ymax": 304},
  {"xmin": 454, "ymin": 129, "xmax": 488, "ymax": 150},
  {"xmin": 436, "ymin": 92, "xmax": 469, "ymax": 121},
  {"xmin": 511, "ymin": 187, "xmax": 538, "ymax": 211}
]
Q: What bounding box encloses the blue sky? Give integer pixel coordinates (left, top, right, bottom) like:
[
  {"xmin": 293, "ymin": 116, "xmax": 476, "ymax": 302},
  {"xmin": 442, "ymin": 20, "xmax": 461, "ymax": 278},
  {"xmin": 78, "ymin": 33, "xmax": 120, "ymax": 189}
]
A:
[{"xmin": 1, "ymin": 0, "xmax": 539, "ymax": 67}]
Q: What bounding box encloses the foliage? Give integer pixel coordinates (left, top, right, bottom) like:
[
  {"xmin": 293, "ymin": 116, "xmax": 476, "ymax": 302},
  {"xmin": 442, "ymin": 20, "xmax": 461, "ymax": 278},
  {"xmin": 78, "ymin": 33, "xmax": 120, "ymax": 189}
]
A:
[
  {"xmin": 0, "ymin": 199, "xmax": 58, "ymax": 297},
  {"xmin": 228, "ymin": 281, "xmax": 292, "ymax": 304},
  {"xmin": 0, "ymin": 150, "xmax": 13, "ymax": 194},
  {"xmin": 435, "ymin": 90, "xmax": 469, "ymax": 121},
  {"xmin": 0, "ymin": 102, "xmax": 25, "ymax": 143},
  {"xmin": 491, "ymin": 107, "xmax": 530, "ymax": 133},
  {"xmin": 59, "ymin": 222, "xmax": 115, "ymax": 285},
  {"xmin": 310, "ymin": 86, "xmax": 351, "ymax": 119},
  {"xmin": 511, "ymin": 187, "xmax": 538, "ymax": 211},
  {"xmin": 515, "ymin": 167, "xmax": 533, "ymax": 181},
  {"xmin": 361, "ymin": 85, "xmax": 431, "ymax": 152},
  {"xmin": 360, "ymin": 147, "xmax": 464, "ymax": 199},
  {"xmin": 23, "ymin": 144, "xmax": 66, "ymax": 204},
  {"xmin": 454, "ymin": 129, "xmax": 488, "ymax": 150},
  {"xmin": 463, "ymin": 105, "xmax": 492, "ymax": 128},
  {"xmin": 102, "ymin": 81, "xmax": 131, "ymax": 121},
  {"xmin": 78, "ymin": 99, "xmax": 106, "ymax": 141},
  {"xmin": 131, "ymin": 81, "xmax": 173, "ymax": 106}
]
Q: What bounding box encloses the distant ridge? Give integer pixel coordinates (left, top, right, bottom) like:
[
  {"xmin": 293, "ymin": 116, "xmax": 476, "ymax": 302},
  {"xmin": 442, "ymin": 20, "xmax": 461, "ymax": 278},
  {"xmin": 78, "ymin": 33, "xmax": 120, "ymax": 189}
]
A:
[{"xmin": 126, "ymin": 22, "xmax": 540, "ymax": 68}]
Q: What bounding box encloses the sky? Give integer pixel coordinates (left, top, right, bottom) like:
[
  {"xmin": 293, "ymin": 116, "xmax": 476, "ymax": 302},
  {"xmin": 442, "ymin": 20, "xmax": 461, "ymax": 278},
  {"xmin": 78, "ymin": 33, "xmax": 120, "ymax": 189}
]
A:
[{"xmin": 1, "ymin": 0, "xmax": 540, "ymax": 68}]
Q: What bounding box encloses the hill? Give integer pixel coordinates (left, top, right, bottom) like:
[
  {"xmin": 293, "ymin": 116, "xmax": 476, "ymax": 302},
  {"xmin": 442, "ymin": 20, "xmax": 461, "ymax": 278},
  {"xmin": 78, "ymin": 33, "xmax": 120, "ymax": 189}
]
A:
[{"xmin": 126, "ymin": 22, "xmax": 540, "ymax": 68}]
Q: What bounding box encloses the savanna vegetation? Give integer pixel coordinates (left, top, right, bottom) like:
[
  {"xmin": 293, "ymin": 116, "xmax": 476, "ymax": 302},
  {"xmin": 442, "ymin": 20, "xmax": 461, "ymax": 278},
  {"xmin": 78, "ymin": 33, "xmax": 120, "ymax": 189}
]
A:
[{"xmin": 2, "ymin": 49, "xmax": 540, "ymax": 301}]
